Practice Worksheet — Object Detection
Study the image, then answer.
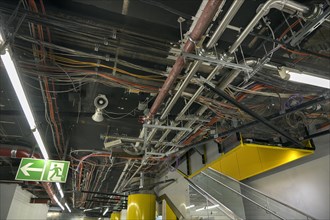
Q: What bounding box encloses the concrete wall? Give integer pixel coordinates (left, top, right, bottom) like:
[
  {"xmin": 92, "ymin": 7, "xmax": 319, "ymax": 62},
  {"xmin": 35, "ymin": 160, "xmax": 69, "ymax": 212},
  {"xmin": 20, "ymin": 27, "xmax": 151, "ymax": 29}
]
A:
[
  {"xmin": 244, "ymin": 134, "xmax": 330, "ymax": 220},
  {"xmin": 0, "ymin": 184, "xmax": 16, "ymax": 220},
  {"xmin": 0, "ymin": 183, "xmax": 49, "ymax": 220}
]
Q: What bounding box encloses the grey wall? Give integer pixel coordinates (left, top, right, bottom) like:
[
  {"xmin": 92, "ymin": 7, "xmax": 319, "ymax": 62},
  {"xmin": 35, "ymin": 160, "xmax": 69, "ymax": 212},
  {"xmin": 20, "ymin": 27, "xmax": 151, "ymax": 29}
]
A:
[
  {"xmin": 0, "ymin": 184, "xmax": 16, "ymax": 220},
  {"xmin": 244, "ymin": 134, "xmax": 330, "ymax": 220}
]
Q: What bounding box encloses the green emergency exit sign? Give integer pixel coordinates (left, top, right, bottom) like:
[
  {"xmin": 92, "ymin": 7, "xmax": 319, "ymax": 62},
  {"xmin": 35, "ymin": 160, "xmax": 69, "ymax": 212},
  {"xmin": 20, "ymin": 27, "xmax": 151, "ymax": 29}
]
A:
[{"xmin": 15, "ymin": 158, "xmax": 70, "ymax": 183}]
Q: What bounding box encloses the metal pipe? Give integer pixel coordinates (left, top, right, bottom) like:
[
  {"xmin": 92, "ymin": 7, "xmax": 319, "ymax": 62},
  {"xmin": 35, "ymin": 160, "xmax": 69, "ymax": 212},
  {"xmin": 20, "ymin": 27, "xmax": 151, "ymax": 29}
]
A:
[
  {"xmin": 228, "ymin": 0, "xmax": 309, "ymax": 54},
  {"xmin": 160, "ymin": 61, "xmax": 202, "ymax": 121},
  {"xmin": 143, "ymin": 124, "xmax": 192, "ymax": 132},
  {"xmin": 113, "ymin": 159, "xmax": 131, "ymax": 193},
  {"xmin": 206, "ymin": 0, "xmax": 245, "ymax": 48},
  {"xmin": 204, "ymin": 81, "xmax": 306, "ymax": 148},
  {"xmin": 119, "ymin": 164, "xmax": 143, "ymax": 191},
  {"xmin": 217, "ymin": 59, "xmax": 257, "ymax": 90},
  {"xmin": 147, "ymin": 0, "xmax": 224, "ymax": 119}
]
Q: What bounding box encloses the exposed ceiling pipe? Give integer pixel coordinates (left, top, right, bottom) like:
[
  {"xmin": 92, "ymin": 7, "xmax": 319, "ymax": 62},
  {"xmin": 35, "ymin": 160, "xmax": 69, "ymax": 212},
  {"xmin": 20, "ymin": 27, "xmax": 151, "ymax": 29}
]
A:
[
  {"xmin": 228, "ymin": 0, "xmax": 310, "ymax": 54},
  {"xmin": 0, "ymin": 146, "xmax": 56, "ymax": 204},
  {"xmin": 206, "ymin": 0, "xmax": 245, "ymax": 49},
  {"xmin": 146, "ymin": 0, "xmax": 224, "ymax": 120},
  {"xmin": 171, "ymin": 59, "xmax": 270, "ymax": 145},
  {"xmin": 0, "ymin": 146, "xmax": 40, "ymax": 158}
]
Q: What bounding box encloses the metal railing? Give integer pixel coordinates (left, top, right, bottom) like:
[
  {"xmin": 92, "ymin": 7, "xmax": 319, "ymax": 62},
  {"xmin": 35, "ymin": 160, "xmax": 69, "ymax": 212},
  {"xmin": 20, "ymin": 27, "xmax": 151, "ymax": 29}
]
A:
[{"xmin": 194, "ymin": 168, "xmax": 316, "ymax": 220}]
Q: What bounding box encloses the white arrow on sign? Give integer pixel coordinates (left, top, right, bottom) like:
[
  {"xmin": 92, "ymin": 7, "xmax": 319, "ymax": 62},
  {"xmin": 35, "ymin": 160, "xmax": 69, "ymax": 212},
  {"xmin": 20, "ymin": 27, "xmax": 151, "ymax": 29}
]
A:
[{"xmin": 20, "ymin": 163, "xmax": 43, "ymax": 176}]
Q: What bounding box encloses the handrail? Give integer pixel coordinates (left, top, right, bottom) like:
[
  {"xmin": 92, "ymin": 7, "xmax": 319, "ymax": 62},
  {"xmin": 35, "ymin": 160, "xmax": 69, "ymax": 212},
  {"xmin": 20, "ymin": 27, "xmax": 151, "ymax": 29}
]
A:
[
  {"xmin": 200, "ymin": 172, "xmax": 286, "ymax": 220},
  {"xmin": 207, "ymin": 167, "xmax": 316, "ymax": 220},
  {"xmin": 185, "ymin": 177, "xmax": 243, "ymax": 220}
]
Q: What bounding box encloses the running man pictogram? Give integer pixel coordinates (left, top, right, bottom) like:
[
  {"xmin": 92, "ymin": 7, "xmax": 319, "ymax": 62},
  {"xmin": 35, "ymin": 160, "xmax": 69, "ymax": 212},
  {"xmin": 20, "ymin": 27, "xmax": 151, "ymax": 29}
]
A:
[{"xmin": 49, "ymin": 164, "xmax": 62, "ymax": 180}]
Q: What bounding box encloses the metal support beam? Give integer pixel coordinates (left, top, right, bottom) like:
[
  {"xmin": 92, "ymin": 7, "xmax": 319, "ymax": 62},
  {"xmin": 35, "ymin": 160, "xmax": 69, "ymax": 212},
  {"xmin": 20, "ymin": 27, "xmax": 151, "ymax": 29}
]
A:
[
  {"xmin": 80, "ymin": 190, "xmax": 128, "ymax": 197},
  {"xmin": 290, "ymin": 6, "xmax": 330, "ymax": 47},
  {"xmin": 143, "ymin": 124, "xmax": 192, "ymax": 132},
  {"xmin": 204, "ymin": 81, "xmax": 306, "ymax": 148},
  {"xmin": 182, "ymin": 53, "xmax": 253, "ymax": 72}
]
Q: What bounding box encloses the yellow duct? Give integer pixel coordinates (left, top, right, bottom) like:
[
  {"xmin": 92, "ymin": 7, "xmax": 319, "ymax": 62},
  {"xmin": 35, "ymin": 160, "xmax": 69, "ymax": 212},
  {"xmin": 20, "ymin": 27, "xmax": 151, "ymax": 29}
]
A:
[{"xmin": 189, "ymin": 141, "xmax": 314, "ymax": 180}]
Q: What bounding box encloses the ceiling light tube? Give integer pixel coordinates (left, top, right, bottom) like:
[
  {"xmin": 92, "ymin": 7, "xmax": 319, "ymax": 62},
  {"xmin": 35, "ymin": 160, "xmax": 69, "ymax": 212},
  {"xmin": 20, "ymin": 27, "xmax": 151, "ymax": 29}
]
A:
[
  {"xmin": 32, "ymin": 129, "xmax": 49, "ymax": 159},
  {"xmin": 1, "ymin": 47, "xmax": 49, "ymax": 159},
  {"xmin": 55, "ymin": 183, "xmax": 64, "ymax": 198},
  {"xmin": 102, "ymin": 207, "xmax": 109, "ymax": 216},
  {"xmin": 279, "ymin": 67, "xmax": 330, "ymax": 89},
  {"xmin": 64, "ymin": 202, "xmax": 72, "ymax": 213},
  {"xmin": 0, "ymin": 50, "xmax": 36, "ymax": 129},
  {"xmin": 53, "ymin": 195, "xmax": 65, "ymax": 211}
]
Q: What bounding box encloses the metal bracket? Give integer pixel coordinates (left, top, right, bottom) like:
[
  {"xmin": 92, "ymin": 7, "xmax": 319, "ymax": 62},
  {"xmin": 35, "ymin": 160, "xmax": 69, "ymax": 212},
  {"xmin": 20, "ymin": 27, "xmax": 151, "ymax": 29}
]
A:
[
  {"xmin": 290, "ymin": 6, "xmax": 330, "ymax": 47},
  {"xmin": 182, "ymin": 52, "xmax": 253, "ymax": 72}
]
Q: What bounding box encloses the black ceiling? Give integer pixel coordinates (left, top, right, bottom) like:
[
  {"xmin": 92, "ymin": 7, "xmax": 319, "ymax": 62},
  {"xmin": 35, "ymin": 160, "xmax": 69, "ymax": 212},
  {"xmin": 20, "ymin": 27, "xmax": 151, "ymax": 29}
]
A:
[{"xmin": 0, "ymin": 0, "xmax": 329, "ymax": 215}]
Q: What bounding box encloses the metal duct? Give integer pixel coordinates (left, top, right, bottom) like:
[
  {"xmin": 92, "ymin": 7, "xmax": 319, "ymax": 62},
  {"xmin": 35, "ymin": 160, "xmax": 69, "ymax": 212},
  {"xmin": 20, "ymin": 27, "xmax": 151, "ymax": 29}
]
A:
[
  {"xmin": 228, "ymin": 0, "xmax": 310, "ymax": 54},
  {"xmin": 206, "ymin": 0, "xmax": 245, "ymax": 49},
  {"xmin": 147, "ymin": 0, "xmax": 224, "ymax": 120}
]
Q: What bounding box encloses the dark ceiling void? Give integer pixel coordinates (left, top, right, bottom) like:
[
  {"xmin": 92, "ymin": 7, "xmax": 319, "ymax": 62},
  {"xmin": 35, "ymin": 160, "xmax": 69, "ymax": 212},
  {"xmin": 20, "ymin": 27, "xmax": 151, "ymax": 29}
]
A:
[{"xmin": 0, "ymin": 0, "xmax": 329, "ymax": 215}]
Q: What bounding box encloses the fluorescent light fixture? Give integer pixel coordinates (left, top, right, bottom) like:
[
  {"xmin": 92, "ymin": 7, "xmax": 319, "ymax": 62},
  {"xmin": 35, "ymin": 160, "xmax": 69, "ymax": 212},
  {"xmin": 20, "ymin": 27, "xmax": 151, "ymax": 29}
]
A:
[
  {"xmin": 53, "ymin": 195, "xmax": 64, "ymax": 211},
  {"xmin": 64, "ymin": 202, "xmax": 72, "ymax": 213},
  {"xmin": 0, "ymin": 47, "xmax": 49, "ymax": 159},
  {"xmin": 279, "ymin": 67, "xmax": 330, "ymax": 89},
  {"xmin": 102, "ymin": 207, "xmax": 109, "ymax": 216},
  {"xmin": 32, "ymin": 129, "xmax": 49, "ymax": 159},
  {"xmin": 55, "ymin": 183, "xmax": 64, "ymax": 198},
  {"xmin": 84, "ymin": 209, "xmax": 93, "ymax": 212},
  {"xmin": 196, "ymin": 204, "xmax": 220, "ymax": 212},
  {"xmin": 186, "ymin": 205, "xmax": 195, "ymax": 209},
  {"xmin": 0, "ymin": 50, "xmax": 36, "ymax": 129}
]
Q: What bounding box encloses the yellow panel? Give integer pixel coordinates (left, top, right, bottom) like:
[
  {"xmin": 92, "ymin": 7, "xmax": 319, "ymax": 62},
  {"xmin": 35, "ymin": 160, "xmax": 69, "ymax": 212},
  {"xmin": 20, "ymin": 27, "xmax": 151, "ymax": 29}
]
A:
[
  {"xmin": 188, "ymin": 141, "xmax": 313, "ymax": 181},
  {"xmin": 166, "ymin": 203, "xmax": 177, "ymax": 220},
  {"xmin": 220, "ymin": 150, "xmax": 240, "ymax": 180},
  {"xmin": 257, "ymin": 146, "xmax": 312, "ymax": 171},
  {"xmin": 236, "ymin": 145, "xmax": 263, "ymax": 179},
  {"xmin": 110, "ymin": 212, "xmax": 120, "ymax": 220},
  {"xmin": 127, "ymin": 194, "xmax": 156, "ymax": 220}
]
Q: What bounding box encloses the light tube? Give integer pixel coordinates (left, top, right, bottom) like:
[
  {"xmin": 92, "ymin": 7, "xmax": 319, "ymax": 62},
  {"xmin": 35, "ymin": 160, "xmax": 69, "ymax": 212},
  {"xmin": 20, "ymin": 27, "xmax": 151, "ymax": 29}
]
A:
[
  {"xmin": 55, "ymin": 182, "xmax": 64, "ymax": 198},
  {"xmin": 1, "ymin": 48, "xmax": 49, "ymax": 159},
  {"xmin": 186, "ymin": 205, "xmax": 195, "ymax": 209},
  {"xmin": 53, "ymin": 195, "xmax": 64, "ymax": 210},
  {"xmin": 102, "ymin": 207, "xmax": 109, "ymax": 216},
  {"xmin": 64, "ymin": 202, "xmax": 72, "ymax": 213},
  {"xmin": 279, "ymin": 67, "xmax": 329, "ymax": 89},
  {"xmin": 32, "ymin": 129, "xmax": 49, "ymax": 159},
  {"xmin": 0, "ymin": 50, "xmax": 36, "ymax": 129},
  {"xmin": 287, "ymin": 71, "xmax": 329, "ymax": 89}
]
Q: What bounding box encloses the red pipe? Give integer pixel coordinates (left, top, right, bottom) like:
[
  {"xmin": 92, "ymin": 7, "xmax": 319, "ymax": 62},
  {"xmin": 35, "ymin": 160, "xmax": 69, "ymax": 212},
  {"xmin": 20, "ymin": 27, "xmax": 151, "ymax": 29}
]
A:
[
  {"xmin": 0, "ymin": 147, "xmax": 40, "ymax": 158},
  {"xmin": 147, "ymin": 0, "xmax": 223, "ymax": 119},
  {"xmin": 0, "ymin": 146, "xmax": 56, "ymax": 204}
]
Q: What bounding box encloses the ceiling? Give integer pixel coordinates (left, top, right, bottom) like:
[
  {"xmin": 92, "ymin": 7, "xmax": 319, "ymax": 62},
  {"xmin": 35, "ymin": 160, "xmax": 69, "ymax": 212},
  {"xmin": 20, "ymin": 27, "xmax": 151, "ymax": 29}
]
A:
[{"xmin": 0, "ymin": 0, "xmax": 329, "ymax": 216}]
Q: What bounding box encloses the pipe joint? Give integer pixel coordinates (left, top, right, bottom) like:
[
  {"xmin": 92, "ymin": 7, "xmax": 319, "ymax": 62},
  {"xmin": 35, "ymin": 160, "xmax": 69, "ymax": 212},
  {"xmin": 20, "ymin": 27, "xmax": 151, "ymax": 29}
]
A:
[{"xmin": 11, "ymin": 149, "xmax": 17, "ymax": 158}]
